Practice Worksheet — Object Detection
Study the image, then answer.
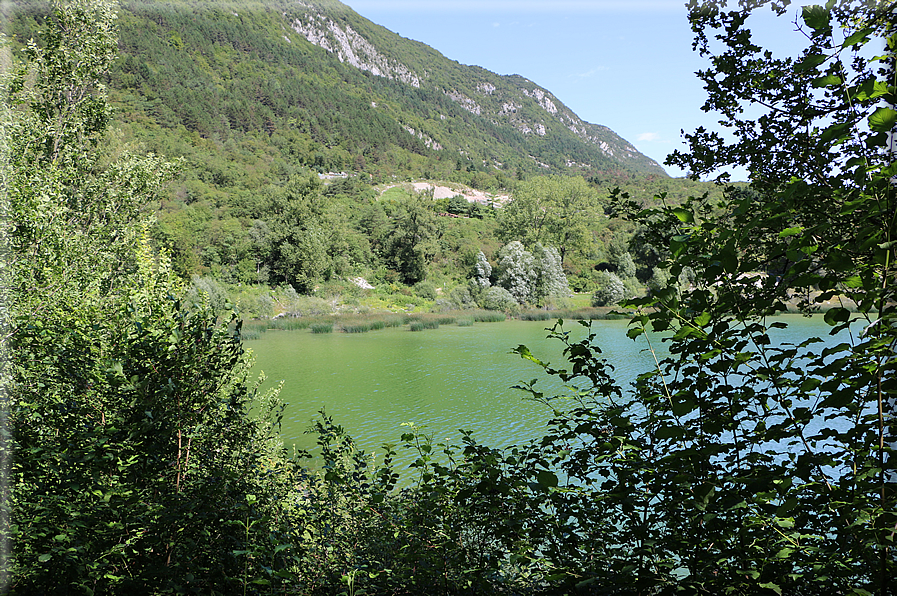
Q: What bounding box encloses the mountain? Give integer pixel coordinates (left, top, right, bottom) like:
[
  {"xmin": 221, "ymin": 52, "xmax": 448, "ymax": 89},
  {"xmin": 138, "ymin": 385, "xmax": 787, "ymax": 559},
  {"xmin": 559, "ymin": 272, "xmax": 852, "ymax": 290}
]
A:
[
  {"xmin": 285, "ymin": 0, "xmax": 665, "ymax": 176},
  {"xmin": 5, "ymin": 0, "xmax": 686, "ymax": 292},
  {"xmin": 99, "ymin": 0, "xmax": 666, "ymax": 180}
]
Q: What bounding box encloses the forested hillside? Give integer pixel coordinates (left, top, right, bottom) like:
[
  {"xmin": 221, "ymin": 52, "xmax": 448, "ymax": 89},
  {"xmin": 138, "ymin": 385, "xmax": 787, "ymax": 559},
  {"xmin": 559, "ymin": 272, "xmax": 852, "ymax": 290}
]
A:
[{"xmin": 3, "ymin": 0, "xmax": 715, "ymax": 312}]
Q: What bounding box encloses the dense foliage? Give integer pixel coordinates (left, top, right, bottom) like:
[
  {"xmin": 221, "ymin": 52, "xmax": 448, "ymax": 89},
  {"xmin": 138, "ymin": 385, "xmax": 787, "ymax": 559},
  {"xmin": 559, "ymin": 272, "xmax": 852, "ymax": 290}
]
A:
[{"xmin": 3, "ymin": 2, "xmax": 295, "ymax": 592}]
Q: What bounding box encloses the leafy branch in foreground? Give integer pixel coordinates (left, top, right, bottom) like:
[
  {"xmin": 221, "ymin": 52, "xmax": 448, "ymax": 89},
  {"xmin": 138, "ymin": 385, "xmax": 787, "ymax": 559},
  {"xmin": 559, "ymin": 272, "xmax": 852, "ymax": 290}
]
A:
[{"xmin": 583, "ymin": 0, "xmax": 896, "ymax": 592}]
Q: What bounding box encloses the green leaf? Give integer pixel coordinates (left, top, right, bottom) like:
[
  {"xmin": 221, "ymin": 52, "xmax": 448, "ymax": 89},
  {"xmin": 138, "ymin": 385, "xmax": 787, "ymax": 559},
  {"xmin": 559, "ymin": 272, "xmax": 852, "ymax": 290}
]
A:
[
  {"xmin": 801, "ymin": 5, "xmax": 830, "ymax": 34},
  {"xmin": 824, "ymin": 307, "xmax": 850, "ymax": 326},
  {"xmin": 853, "ymin": 78, "xmax": 889, "ymax": 101},
  {"xmin": 38, "ymin": 554, "xmax": 52, "ymax": 563},
  {"xmin": 672, "ymin": 394, "xmax": 696, "ymax": 417},
  {"xmin": 536, "ymin": 469, "xmax": 558, "ymax": 489},
  {"xmin": 672, "ymin": 207, "xmax": 694, "ymax": 224},
  {"xmin": 841, "ymin": 275, "xmax": 862, "ymax": 288},
  {"xmin": 820, "ymin": 121, "xmax": 851, "ymax": 143},
  {"xmin": 795, "ymin": 53, "xmax": 826, "ymax": 72},
  {"xmin": 721, "ymin": 249, "xmax": 738, "ymax": 274},
  {"xmin": 779, "ymin": 226, "xmax": 804, "ymax": 238},
  {"xmin": 627, "ymin": 327, "xmax": 645, "ymax": 340},
  {"xmin": 811, "ymin": 74, "xmax": 842, "ymax": 88},
  {"xmin": 842, "ymin": 27, "xmax": 872, "ymax": 49},
  {"xmin": 760, "ymin": 581, "xmax": 783, "ymax": 595},
  {"xmin": 868, "ymin": 107, "xmax": 897, "ymax": 133}
]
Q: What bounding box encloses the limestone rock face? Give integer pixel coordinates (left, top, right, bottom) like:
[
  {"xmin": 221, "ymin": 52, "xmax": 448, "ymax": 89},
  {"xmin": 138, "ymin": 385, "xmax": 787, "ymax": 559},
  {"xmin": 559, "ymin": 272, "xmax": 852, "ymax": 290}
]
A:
[{"xmin": 290, "ymin": 14, "xmax": 421, "ymax": 87}]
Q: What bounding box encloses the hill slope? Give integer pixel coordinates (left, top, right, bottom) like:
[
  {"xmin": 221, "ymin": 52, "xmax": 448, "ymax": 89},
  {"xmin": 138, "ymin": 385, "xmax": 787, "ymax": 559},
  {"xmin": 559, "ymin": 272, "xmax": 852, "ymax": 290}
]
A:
[
  {"xmin": 285, "ymin": 0, "xmax": 665, "ymax": 175},
  {"xmin": 102, "ymin": 0, "xmax": 665, "ymax": 179}
]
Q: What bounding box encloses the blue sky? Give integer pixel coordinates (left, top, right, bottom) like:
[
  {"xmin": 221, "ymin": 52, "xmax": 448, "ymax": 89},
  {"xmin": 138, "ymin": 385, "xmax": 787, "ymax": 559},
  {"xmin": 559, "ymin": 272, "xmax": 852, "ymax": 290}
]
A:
[{"xmin": 341, "ymin": 1, "xmax": 811, "ymax": 180}]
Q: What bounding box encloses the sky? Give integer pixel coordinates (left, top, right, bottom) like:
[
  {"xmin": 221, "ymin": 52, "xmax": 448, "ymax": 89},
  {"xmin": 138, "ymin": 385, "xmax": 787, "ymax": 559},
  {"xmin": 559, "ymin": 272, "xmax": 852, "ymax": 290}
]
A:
[{"xmin": 338, "ymin": 1, "xmax": 813, "ymax": 181}]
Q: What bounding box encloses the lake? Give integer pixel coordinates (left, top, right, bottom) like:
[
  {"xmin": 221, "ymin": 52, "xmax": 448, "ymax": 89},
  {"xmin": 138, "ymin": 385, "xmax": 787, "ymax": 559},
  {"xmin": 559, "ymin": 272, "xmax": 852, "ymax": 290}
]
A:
[{"xmin": 246, "ymin": 314, "xmax": 843, "ymax": 466}]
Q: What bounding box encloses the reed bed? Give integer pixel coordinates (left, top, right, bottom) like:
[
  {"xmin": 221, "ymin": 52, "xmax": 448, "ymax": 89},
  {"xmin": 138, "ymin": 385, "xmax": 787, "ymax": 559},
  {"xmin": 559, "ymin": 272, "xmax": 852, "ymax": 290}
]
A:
[
  {"xmin": 409, "ymin": 320, "xmax": 439, "ymax": 332},
  {"xmin": 470, "ymin": 310, "xmax": 506, "ymax": 323},
  {"xmin": 270, "ymin": 318, "xmax": 313, "ymax": 331},
  {"xmin": 240, "ymin": 328, "xmax": 264, "ymax": 341},
  {"xmin": 519, "ymin": 310, "xmax": 554, "ymax": 321},
  {"xmin": 240, "ymin": 307, "xmax": 632, "ymax": 340},
  {"xmin": 382, "ymin": 315, "xmax": 405, "ymax": 328}
]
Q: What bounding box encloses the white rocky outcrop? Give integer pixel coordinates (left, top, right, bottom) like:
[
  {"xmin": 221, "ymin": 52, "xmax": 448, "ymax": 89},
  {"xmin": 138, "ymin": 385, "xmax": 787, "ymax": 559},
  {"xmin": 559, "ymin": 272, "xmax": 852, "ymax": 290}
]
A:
[
  {"xmin": 522, "ymin": 87, "xmax": 558, "ymax": 115},
  {"xmin": 290, "ymin": 15, "xmax": 421, "ymax": 87},
  {"xmin": 402, "ymin": 125, "xmax": 443, "ymax": 150},
  {"xmin": 444, "ymin": 90, "xmax": 482, "ymax": 115}
]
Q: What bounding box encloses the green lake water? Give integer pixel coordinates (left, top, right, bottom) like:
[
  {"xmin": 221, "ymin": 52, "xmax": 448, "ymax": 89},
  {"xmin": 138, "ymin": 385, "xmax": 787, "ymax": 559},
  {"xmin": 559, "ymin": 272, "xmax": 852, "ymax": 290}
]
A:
[{"xmin": 246, "ymin": 315, "xmax": 840, "ymax": 464}]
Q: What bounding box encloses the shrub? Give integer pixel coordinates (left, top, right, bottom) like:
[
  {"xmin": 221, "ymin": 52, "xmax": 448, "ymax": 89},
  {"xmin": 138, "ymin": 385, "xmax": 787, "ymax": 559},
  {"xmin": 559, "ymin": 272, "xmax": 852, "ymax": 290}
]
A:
[
  {"xmin": 479, "ymin": 286, "xmax": 519, "ymax": 312},
  {"xmin": 448, "ymin": 285, "xmax": 475, "ymax": 309},
  {"xmin": 412, "ymin": 280, "xmax": 438, "ymax": 300},
  {"xmin": 590, "ymin": 271, "xmax": 626, "ymax": 307}
]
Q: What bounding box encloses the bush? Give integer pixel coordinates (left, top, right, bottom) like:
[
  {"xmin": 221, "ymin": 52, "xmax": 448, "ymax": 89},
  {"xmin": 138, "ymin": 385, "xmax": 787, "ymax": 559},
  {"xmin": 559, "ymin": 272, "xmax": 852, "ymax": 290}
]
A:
[
  {"xmin": 590, "ymin": 271, "xmax": 626, "ymax": 306},
  {"xmin": 413, "ymin": 280, "xmax": 438, "ymax": 300},
  {"xmin": 448, "ymin": 285, "xmax": 476, "ymax": 309},
  {"xmin": 479, "ymin": 286, "xmax": 519, "ymax": 312}
]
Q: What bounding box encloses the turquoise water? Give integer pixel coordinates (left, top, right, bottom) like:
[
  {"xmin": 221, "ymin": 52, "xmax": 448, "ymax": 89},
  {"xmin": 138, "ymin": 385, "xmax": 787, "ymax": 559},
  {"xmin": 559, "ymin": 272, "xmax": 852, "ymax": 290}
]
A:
[{"xmin": 245, "ymin": 315, "xmax": 841, "ymax": 462}]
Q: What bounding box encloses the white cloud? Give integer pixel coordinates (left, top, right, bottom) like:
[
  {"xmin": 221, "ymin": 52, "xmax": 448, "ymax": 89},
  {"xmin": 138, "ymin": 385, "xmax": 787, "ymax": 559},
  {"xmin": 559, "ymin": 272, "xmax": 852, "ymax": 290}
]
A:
[
  {"xmin": 570, "ymin": 66, "xmax": 607, "ymax": 78},
  {"xmin": 637, "ymin": 132, "xmax": 661, "ymax": 142}
]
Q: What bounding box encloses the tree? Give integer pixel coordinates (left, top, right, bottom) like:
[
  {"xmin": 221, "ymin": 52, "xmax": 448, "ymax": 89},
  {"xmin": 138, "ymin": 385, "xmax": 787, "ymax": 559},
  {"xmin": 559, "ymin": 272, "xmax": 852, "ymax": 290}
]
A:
[
  {"xmin": 3, "ymin": 2, "xmax": 296, "ymax": 592},
  {"xmin": 516, "ymin": 0, "xmax": 896, "ymax": 592},
  {"xmin": 589, "ymin": 271, "xmax": 626, "ymax": 306},
  {"xmin": 265, "ymin": 175, "xmax": 330, "ymax": 293},
  {"xmin": 381, "ymin": 194, "xmax": 441, "ymax": 285},
  {"xmin": 496, "ymin": 240, "xmax": 537, "ymax": 304},
  {"xmin": 532, "ymin": 243, "xmax": 570, "ymax": 305},
  {"xmin": 474, "ymin": 249, "xmax": 492, "ymax": 288},
  {"xmin": 497, "ymin": 175, "xmax": 598, "ymax": 262}
]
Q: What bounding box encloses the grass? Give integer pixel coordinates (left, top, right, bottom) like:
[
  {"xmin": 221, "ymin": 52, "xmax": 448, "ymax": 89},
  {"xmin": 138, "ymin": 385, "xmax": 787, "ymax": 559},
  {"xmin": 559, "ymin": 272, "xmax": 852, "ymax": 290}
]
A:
[
  {"xmin": 471, "ymin": 310, "xmax": 506, "ymax": 323},
  {"xmin": 519, "ymin": 310, "xmax": 554, "ymax": 321},
  {"xmin": 379, "ymin": 186, "xmax": 414, "ymax": 202},
  {"xmin": 239, "ymin": 305, "xmax": 633, "ymax": 340}
]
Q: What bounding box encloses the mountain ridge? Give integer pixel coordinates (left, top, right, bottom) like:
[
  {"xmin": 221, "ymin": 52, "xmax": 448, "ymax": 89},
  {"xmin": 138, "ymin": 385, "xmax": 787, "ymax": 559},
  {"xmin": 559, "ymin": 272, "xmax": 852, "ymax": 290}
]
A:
[{"xmin": 284, "ymin": 0, "xmax": 665, "ymax": 176}]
